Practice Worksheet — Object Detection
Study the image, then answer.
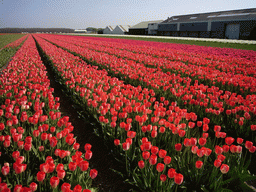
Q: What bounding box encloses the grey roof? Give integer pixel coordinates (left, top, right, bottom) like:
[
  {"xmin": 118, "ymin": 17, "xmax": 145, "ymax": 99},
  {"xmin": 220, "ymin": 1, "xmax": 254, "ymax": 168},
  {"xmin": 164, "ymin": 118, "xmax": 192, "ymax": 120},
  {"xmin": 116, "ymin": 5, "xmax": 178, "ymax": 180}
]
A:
[
  {"xmin": 162, "ymin": 8, "xmax": 256, "ymax": 23},
  {"xmin": 130, "ymin": 20, "xmax": 163, "ymax": 29},
  {"xmin": 115, "ymin": 25, "xmax": 131, "ymax": 32},
  {"xmin": 105, "ymin": 25, "xmax": 115, "ymax": 31}
]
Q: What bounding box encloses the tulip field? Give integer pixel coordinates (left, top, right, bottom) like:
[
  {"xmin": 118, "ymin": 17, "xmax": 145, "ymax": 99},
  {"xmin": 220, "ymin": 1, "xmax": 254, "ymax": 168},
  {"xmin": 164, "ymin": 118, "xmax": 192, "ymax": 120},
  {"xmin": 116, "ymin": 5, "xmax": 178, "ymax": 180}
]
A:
[{"xmin": 1, "ymin": 34, "xmax": 256, "ymax": 192}]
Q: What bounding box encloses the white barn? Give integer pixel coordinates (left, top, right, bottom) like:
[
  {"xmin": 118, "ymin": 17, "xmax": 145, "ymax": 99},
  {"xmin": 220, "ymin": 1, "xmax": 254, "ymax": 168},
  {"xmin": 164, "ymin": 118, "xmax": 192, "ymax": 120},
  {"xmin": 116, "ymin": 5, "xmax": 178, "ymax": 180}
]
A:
[
  {"xmin": 112, "ymin": 25, "xmax": 131, "ymax": 35},
  {"xmin": 103, "ymin": 26, "xmax": 115, "ymax": 34}
]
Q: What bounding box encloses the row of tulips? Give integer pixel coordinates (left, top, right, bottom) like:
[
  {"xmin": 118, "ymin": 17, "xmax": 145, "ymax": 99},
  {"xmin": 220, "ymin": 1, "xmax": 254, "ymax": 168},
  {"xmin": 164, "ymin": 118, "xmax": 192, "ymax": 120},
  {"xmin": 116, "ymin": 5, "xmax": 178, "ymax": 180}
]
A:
[
  {"xmin": 3, "ymin": 35, "xmax": 28, "ymax": 49},
  {"xmin": 0, "ymin": 35, "xmax": 97, "ymax": 192},
  {"xmin": 52, "ymin": 35, "xmax": 256, "ymax": 93},
  {"xmin": 33, "ymin": 34, "xmax": 256, "ymax": 191},
  {"xmin": 37, "ymin": 34, "xmax": 256, "ymax": 142},
  {"xmin": 55, "ymin": 35, "xmax": 256, "ymax": 71}
]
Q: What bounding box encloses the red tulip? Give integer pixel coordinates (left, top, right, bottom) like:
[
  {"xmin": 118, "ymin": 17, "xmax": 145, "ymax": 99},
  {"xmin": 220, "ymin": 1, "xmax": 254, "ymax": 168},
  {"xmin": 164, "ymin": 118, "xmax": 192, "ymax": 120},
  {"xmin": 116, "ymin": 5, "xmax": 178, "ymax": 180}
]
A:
[
  {"xmin": 69, "ymin": 162, "xmax": 77, "ymax": 171},
  {"xmin": 151, "ymin": 130, "xmax": 157, "ymax": 138},
  {"xmin": 178, "ymin": 129, "xmax": 185, "ymax": 137},
  {"xmin": 142, "ymin": 151, "xmax": 150, "ymax": 160},
  {"xmin": 249, "ymin": 146, "xmax": 256, "ymax": 153},
  {"xmin": 220, "ymin": 164, "xmax": 229, "ymax": 174},
  {"xmin": 127, "ymin": 131, "xmax": 136, "ymax": 138},
  {"xmin": 122, "ymin": 142, "xmax": 130, "ymax": 151},
  {"xmin": 149, "ymin": 154, "xmax": 157, "ymax": 165},
  {"xmin": 138, "ymin": 160, "xmax": 145, "ymax": 169},
  {"xmin": 237, "ymin": 137, "xmax": 244, "ymax": 144},
  {"xmin": 144, "ymin": 141, "xmax": 152, "ymax": 150},
  {"xmin": 37, "ymin": 171, "xmax": 46, "ymax": 182},
  {"xmin": 41, "ymin": 133, "xmax": 48, "ymax": 141},
  {"xmin": 40, "ymin": 163, "xmax": 49, "ymax": 173},
  {"xmin": 1, "ymin": 165, "xmax": 10, "ymax": 176},
  {"xmin": 214, "ymin": 125, "xmax": 221, "ymax": 132},
  {"xmin": 12, "ymin": 151, "xmax": 20, "ymax": 160},
  {"xmin": 24, "ymin": 143, "xmax": 32, "ymax": 151},
  {"xmin": 29, "ymin": 182, "xmax": 37, "ymax": 192},
  {"xmin": 168, "ymin": 168, "xmax": 176, "ymax": 178},
  {"xmin": 160, "ymin": 174, "xmax": 167, "ymax": 182},
  {"xmin": 175, "ymin": 143, "xmax": 182, "ymax": 151},
  {"xmin": 156, "ymin": 163, "xmax": 165, "ymax": 172},
  {"xmin": 237, "ymin": 145, "xmax": 242, "ymax": 153},
  {"xmin": 151, "ymin": 146, "xmax": 159, "ymax": 155},
  {"xmin": 195, "ymin": 161, "xmax": 203, "ymax": 169},
  {"xmin": 214, "ymin": 159, "xmax": 222, "ymax": 168},
  {"xmin": 198, "ymin": 138, "xmax": 206, "ymax": 146},
  {"xmin": 174, "ymin": 173, "xmax": 184, "ymax": 185},
  {"xmin": 245, "ymin": 141, "xmax": 253, "ymax": 149},
  {"xmin": 84, "ymin": 143, "xmax": 92, "ymax": 151},
  {"xmin": 158, "ymin": 149, "xmax": 167, "ymax": 158},
  {"xmin": 61, "ymin": 183, "xmax": 71, "ymax": 192},
  {"xmin": 225, "ymin": 137, "xmax": 235, "ymax": 145},
  {"xmin": 56, "ymin": 163, "xmax": 64, "ymax": 171},
  {"xmin": 57, "ymin": 170, "xmax": 66, "ymax": 179},
  {"xmin": 204, "ymin": 148, "xmax": 212, "ymax": 156},
  {"xmin": 3, "ymin": 140, "xmax": 10, "ymax": 148},
  {"xmin": 188, "ymin": 122, "xmax": 195, "ymax": 129},
  {"xmin": 90, "ymin": 169, "xmax": 98, "ymax": 179},
  {"xmin": 59, "ymin": 150, "xmax": 67, "ymax": 159},
  {"xmin": 190, "ymin": 138, "xmax": 197, "ymax": 146},
  {"xmin": 79, "ymin": 160, "xmax": 89, "ymax": 171},
  {"xmin": 215, "ymin": 146, "xmax": 223, "ymax": 155},
  {"xmin": 16, "ymin": 156, "xmax": 25, "ymax": 164},
  {"xmin": 50, "ymin": 176, "xmax": 60, "ymax": 189},
  {"xmin": 217, "ymin": 154, "xmax": 226, "ymax": 162},
  {"xmin": 0, "ymin": 123, "xmax": 4, "ymax": 131},
  {"xmin": 0, "ymin": 183, "xmax": 8, "ymax": 191},
  {"xmin": 85, "ymin": 150, "xmax": 92, "ymax": 160},
  {"xmin": 114, "ymin": 139, "xmax": 120, "ymax": 146},
  {"xmin": 13, "ymin": 184, "xmax": 23, "ymax": 192}
]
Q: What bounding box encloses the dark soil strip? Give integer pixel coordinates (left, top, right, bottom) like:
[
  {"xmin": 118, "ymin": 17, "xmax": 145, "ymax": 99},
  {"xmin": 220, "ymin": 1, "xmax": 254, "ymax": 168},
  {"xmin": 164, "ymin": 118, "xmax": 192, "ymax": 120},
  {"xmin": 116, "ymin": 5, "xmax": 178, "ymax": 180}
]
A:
[{"xmin": 33, "ymin": 37, "xmax": 140, "ymax": 192}]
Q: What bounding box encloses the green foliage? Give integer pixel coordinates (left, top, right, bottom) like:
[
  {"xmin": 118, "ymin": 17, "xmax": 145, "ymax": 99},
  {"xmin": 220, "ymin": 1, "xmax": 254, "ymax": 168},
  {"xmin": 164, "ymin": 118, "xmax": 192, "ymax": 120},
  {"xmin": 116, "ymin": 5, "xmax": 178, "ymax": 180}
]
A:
[
  {"xmin": 0, "ymin": 34, "xmax": 25, "ymax": 48},
  {"xmin": 0, "ymin": 47, "xmax": 18, "ymax": 68},
  {"xmin": 0, "ymin": 34, "xmax": 27, "ymax": 69}
]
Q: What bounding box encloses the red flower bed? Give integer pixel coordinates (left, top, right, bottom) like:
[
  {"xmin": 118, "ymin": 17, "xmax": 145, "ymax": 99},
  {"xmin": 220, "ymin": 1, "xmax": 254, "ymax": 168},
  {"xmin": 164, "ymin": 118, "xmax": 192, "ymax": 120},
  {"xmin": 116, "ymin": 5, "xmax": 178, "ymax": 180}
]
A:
[
  {"xmin": 36, "ymin": 34, "xmax": 256, "ymax": 141},
  {"xmin": 0, "ymin": 35, "xmax": 97, "ymax": 191},
  {"xmin": 33, "ymin": 34, "xmax": 256, "ymax": 191}
]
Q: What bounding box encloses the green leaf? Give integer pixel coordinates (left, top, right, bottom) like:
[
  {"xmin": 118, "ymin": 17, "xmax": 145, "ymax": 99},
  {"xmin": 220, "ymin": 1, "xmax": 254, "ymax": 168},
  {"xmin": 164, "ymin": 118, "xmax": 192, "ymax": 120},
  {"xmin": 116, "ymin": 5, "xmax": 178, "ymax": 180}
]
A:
[{"xmin": 109, "ymin": 168, "xmax": 124, "ymax": 178}]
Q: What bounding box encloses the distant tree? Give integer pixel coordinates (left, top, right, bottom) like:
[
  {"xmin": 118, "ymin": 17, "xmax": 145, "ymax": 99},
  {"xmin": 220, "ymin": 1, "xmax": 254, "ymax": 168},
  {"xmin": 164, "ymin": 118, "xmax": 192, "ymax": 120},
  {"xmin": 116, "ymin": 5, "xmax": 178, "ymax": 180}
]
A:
[
  {"xmin": 86, "ymin": 27, "xmax": 98, "ymax": 32},
  {"xmin": 97, "ymin": 28, "xmax": 104, "ymax": 34}
]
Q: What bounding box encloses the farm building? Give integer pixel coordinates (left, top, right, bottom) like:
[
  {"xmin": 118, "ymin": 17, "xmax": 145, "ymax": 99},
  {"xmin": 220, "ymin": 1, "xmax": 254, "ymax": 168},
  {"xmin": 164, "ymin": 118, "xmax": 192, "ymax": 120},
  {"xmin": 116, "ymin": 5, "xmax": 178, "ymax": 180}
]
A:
[
  {"xmin": 158, "ymin": 8, "xmax": 256, "ymax": 40},
  {"xmin": 103, "ymin": 26, "xmax": 115, "ymax": 34},
  {"xmin": 112, "ymin": 25, "xmax": 131, "ymax": 35},
  {"xmin": 148, "ymin": 21, "xmax": 163, "ymax": 35},
  {"xmin": 129, "ymin": 20, "xmax": 163, "ymax": 35}
]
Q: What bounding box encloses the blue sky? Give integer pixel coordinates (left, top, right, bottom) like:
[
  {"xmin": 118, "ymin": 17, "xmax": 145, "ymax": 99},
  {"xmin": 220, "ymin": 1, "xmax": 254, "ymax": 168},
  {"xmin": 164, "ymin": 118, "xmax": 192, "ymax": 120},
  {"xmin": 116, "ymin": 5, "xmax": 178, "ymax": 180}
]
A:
[{"xmin": 0, "ymin": 0, "xmax": 255, "ymax": 29}]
